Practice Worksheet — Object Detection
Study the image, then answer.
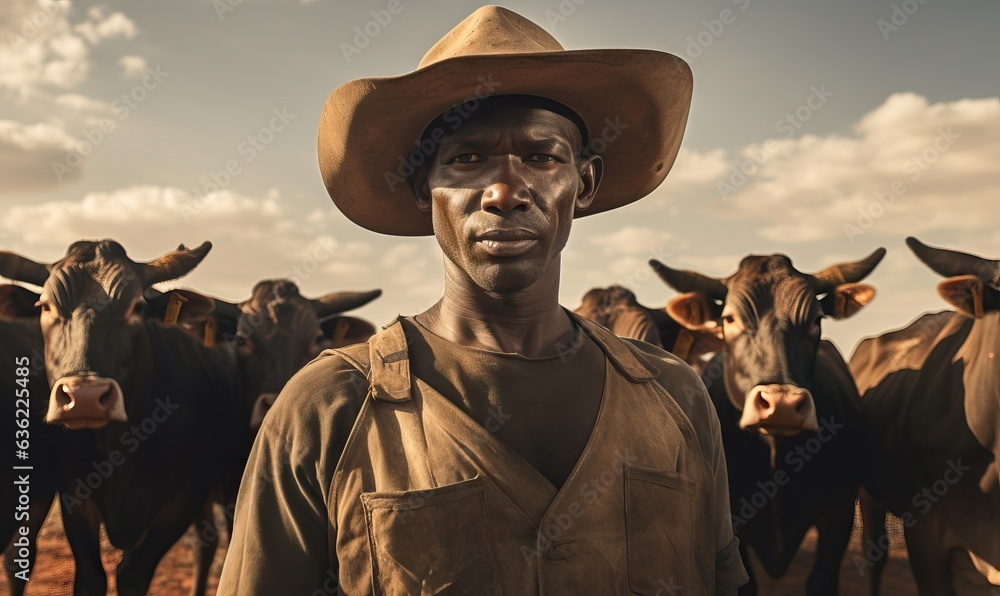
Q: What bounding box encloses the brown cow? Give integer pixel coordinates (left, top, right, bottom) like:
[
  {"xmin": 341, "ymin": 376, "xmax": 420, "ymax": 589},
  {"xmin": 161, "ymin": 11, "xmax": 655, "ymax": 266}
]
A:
[
  {"xmin": 851, "ymin": 237, "xmax": 1000, "ymax": 595},
  {"xmin": 650, "ymin": 249, "xmax": 884, "ymax": 596},
  {"xmin": 573, "ymin": 285, "xmax": 722, "ymax": 369}
]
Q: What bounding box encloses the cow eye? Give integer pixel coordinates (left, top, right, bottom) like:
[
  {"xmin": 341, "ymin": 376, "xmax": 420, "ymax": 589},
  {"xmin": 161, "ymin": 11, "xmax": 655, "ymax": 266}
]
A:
[
  {"xmin": 35, "ymin": 300, "xmax": 50, "ymax": 313},
  {"xmin": 130, "ymin": 301, "xmax": 145, "ymax": 318},
  {"xmin": 722, "ymin": 314, "xmax": 736, "ymax": 325}
]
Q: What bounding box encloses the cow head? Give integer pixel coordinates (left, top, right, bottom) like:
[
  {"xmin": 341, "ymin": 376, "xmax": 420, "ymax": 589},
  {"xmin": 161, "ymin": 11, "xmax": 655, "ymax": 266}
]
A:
[
  {"xmin": 907, "ymin": 237, "xmax": 1000, "ymax": 318},
  {"xmin": 211, "ymin": 280, "xmax": 380, "ymax": 431},
  {"xmin": 650, "ymin": 248, "xmax": 884, "ymax": 436},
  {"xmin": 0, "ymin": 240, "xmax": 211, "ymax": 429}
]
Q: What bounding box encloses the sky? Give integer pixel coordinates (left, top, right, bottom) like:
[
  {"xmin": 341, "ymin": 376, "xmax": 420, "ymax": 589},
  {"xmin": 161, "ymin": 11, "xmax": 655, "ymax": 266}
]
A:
[{"xmin": 1, "ymin": 0, "xmax": 998, "ymax": 355}]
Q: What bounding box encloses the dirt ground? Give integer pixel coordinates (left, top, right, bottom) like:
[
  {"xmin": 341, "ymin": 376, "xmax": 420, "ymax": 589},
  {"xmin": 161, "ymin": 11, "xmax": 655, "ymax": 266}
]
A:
[{"xmin": 2, "ymin": 502, "xmax": 996, "ymax": 595}]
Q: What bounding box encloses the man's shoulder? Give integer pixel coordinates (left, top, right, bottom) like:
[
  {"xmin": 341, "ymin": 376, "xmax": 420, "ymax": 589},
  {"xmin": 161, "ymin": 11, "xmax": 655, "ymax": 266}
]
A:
[
  {"xmin": 619, "ymin": 337, "xmax": 708, "ymax": 402},
  {"xmin": 617, "ymin": 337, "xmax": 720, "ymax": 454},
  {"xmin": 261, "ymin": 343, "xmax": 371, "ymax": 435}
]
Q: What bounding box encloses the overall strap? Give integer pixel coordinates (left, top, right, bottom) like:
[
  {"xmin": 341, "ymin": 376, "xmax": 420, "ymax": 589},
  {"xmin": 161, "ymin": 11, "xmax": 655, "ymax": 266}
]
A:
[{"xmin": 329, "ymin": 315, "xmax": 412, "ymax": 403}]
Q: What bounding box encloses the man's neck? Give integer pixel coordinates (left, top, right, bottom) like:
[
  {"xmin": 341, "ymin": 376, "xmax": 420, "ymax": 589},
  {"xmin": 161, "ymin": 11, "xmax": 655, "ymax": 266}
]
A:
[{"xmin": 416, "ymin": 260, "xmax": 575, "ymax": 358}]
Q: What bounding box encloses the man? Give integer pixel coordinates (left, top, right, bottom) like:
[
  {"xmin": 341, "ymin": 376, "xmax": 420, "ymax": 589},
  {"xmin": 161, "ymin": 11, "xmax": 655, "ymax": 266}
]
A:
[{"xmin": 219, "ymin": 6, "xmax": 747, "ymax": 595}]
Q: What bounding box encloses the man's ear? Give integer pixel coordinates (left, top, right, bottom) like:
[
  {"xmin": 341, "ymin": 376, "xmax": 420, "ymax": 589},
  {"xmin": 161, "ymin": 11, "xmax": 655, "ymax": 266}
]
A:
[
  {"xmin": 820, "ymin": 283, "xmax": 876, "ymax": 319},
  {"xmin": 667, "ymin": 292, "xmax": 723, "ymax": 338},
  {"xmin": 936, "ymin": 275, "xmax": 993, "ymax": 318},
  {"xmin": 410, "ymin": 164, "xmax": 432, "ymax": 213},
  {"xmin": 575, "ymin": 154, "xmax": 603, "ymax": 212}
]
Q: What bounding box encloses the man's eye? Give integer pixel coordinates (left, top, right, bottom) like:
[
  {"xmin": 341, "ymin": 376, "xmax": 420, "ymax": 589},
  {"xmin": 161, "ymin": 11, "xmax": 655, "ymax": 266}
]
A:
[
  {"xmin": 451, "ymin": 154, "xmax": 482, "ymax": 164},
  {"xmin": 527, "ymin": 154, "xmax": 557, "ymax": 163}
]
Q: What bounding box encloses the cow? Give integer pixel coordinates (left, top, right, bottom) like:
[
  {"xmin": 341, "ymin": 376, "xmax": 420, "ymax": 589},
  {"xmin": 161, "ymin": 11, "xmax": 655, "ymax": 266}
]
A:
[
  {"xmin": 850, "ymin": 237, "xmax": 1000, "ymax": 596},
  {"xmin": 0, "ymin": 284, "xmax": 60, "ymax": 595},
  {"xmin": 0, "ymin": 240, "xmax": 243, "ymax": 596},
  {"xmin": 649, "ymin": 248, "xmax": 885, "ymax": 596},
  {"xmin": 152, "ymin": 280, "xmax": 380, "ymax": 592},
  {"xmin": 573, "ymin": 285, "xmax": 722, "ymax": 370}
]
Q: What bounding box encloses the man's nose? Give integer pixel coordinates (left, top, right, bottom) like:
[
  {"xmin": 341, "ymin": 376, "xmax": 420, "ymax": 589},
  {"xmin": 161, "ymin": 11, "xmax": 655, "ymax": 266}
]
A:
[{"xmin": 481, "ymin": 163, "xmax": 532, "ymax": 213}]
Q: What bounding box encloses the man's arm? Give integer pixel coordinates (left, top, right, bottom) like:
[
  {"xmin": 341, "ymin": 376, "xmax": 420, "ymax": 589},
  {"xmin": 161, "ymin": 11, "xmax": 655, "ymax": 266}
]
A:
[
  {"xmin": 703, "ymin": 386, "xmax": 749, "ymax": 596},
  {"xmin": 217, "ymin": 354, "xmax": 366, "ymax": 595},
  {"xmin": 622, "ymin": 339, "xmax": 749, "ymax": 594}
]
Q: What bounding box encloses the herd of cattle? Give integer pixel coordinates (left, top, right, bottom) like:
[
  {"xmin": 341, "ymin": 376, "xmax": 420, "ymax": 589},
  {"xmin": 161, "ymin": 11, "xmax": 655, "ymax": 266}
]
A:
[{"xmin": 0, "ymin": 236, "xmax": 997, "ymax": 596}]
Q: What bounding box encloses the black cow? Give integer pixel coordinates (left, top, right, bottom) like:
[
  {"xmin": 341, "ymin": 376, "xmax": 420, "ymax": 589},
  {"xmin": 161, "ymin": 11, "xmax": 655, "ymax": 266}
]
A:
[
  {"xmin": 851, "ymin": 238, "xmax": 1000, "ymax": 596},
  {"xmin": 0, "ymin": 240, "xmax": 242, "ymax": 596},
  {"xmin": 650, "ymin": 248, "xmax": 885, "ymax": 595},
  {"xmin": 0, "ymin": 284, "xmax": 60, "ymax": 595}
]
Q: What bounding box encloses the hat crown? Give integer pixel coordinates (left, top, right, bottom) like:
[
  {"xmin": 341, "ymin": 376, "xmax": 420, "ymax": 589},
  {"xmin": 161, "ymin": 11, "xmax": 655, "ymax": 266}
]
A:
[{"xmin": 418, "ymin": 5, "xmax": 564, "ymax": 69}]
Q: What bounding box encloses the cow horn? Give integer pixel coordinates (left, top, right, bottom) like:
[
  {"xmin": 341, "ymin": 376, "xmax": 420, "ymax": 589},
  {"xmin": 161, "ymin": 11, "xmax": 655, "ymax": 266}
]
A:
[
  {"xmin": 310, "ymin": 289, "xmax": 382, "ymax": 319},
  {"xmin": 649, "ymin": 259, "xmax": 727, "ymax": 298},
  {"xmin": 141, "ymin": 241, "xmax": 212, "ymax": 287},
  {"xmin": 810, "ymin": 247, "xmax": 886, "ymax": 293},
  {"xmin": 907, "ymin": 237, "xmax": 999, "ymax": 285},
  {"xmin": 0, "ymin": 251, "xmax": 50, "ymax": 287}
]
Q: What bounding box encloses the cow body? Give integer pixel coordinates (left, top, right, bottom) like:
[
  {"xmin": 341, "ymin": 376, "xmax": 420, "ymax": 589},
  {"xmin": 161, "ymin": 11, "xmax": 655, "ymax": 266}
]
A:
[
  {"xmin": 851, "ymin": 238, "xmax": 1000, "ymax": 595},
  {"xmin": 650, "ymin": 249, "xmax": 884, "ymax": 595},
  {"xmin": 0, "ymin": 240, "xmax": 242, "ymax": 596},
  {"xmin": 1, "ymin": 299, "xmax": 61, "ymax": 595}
]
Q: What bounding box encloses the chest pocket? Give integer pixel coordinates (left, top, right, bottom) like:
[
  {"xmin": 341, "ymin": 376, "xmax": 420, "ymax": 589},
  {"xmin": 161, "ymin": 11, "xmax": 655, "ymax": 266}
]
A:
[
  {"xmin": 625, "ymin": 466, "xmax": 710, "ymax": 596},
  {"xmin": 361, "ymin": 475, "xmax": 503, "ymax": 595}
]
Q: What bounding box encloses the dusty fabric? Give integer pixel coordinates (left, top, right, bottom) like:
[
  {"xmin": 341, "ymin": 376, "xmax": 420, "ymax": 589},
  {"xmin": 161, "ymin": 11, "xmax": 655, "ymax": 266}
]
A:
[
  {"xmin": 218, "ymin": 312, "xmax": 747, "ymax": 595},
  {"xmin": 403, "ymin": 316, "xmax": 604, "ymax": 489}
]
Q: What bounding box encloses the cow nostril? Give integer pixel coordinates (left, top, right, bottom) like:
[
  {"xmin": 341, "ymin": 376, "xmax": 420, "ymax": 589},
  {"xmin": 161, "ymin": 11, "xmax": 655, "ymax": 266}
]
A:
[
  {"xmin": 57, "ymin": 385, "xmax": 73, "ymax": 407},
  {"xmin": 98, "ymin": 386, "xmax": 115, "ymax": 408}
]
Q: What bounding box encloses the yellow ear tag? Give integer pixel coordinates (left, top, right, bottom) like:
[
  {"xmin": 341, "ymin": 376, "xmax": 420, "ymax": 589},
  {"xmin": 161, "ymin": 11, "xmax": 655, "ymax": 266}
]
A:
[{"xmin": 163, "ymin": 292, "xmax": 188, "ymax": 326}]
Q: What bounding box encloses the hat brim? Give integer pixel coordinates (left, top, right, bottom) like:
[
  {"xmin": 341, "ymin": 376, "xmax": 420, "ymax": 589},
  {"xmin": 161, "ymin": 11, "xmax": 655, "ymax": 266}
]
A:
[{"xmin": 318, "ymin": 49, "xmax": 692, "ymax": 236}]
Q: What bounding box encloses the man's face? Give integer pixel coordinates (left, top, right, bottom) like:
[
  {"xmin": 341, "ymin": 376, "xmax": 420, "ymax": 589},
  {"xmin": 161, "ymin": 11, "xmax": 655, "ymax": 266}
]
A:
[{"xmin": 412, "ymin": 103, "xmax": 601, "ymax": 293}]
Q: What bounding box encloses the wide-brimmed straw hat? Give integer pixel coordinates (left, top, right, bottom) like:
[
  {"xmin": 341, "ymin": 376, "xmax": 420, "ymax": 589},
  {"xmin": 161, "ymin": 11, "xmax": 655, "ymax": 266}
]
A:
[{"xmin": 318, "ymin": 5, "xmax": 693, "ymax": 236}]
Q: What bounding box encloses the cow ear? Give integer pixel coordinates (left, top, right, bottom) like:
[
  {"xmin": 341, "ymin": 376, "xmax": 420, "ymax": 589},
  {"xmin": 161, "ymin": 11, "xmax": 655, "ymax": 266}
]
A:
[
  {"xmin": 667, "ymin": 292, "xmax": 723, "ymax": 337},
  {"xmin": 937, "ymin": 275, "xmax": 991, "ymax": 318},
  {"xmin": 320, "ymin": 315, "xmax": 377, "ymax": 348},
  {"xmin": 820, "ymin": 283, "xmax": 876, "ymax": 319},
  {"xmin": 145, "ymin": 289, "xmax": 216, "ymax": 325}
]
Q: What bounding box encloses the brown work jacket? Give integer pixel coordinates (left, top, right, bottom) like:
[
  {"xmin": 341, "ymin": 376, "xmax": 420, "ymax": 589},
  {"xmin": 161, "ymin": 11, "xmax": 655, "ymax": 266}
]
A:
[{"xmin": 219, "ymin": 313, "xmax": 747, "ymax": 595}]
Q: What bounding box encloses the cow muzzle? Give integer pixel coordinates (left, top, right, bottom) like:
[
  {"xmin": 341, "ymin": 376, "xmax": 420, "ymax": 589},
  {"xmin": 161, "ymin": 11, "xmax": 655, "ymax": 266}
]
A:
[
  {"xmin": 47, "ymin": 376, "xmax": 127, "ymax": 429},
  {"xmin": 740, "ymin": 384, "xmax": 818, "ymax": 436},
  {"xmin": 250, "ymin": 392, "xmax": 278, "ymax": 432}
]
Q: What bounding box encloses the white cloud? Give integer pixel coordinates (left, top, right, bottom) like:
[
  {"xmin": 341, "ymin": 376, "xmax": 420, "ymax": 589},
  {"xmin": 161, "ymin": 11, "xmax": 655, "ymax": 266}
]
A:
[
  {"xmin": 590, "ymin": 226, "xmax": 672, "ymax": 256},
  {"xmin": 0, "ymin": 186, "xmax": 381, "ymax": 302},
  {"xmin": 55, "ymin": 92, "xmax": 111, "ymax": 112},
  {"xmin": 0, "ymin": 119, "xmax": 80, "ymax": 191},
  {"xmin": 117, "ymin": 54, "xmax": 147, "ymax": 78},
  {"xmin": 714, "ymin": 93, "xmax": 1000, "ymax": 243},
  {"xmin": 74, "ymin": 10, "xmax": 136, "ymax": 44},
  {"xmin": 645, "ymin": 147, "xmax": 729, "ymax": 200},
  {"xmin": 1, "ymin": 2, "xmax": 139, "ymax": 99}
]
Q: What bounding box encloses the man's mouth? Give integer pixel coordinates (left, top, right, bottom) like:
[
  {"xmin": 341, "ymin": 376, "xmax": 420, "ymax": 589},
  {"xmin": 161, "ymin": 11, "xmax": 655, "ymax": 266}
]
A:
[{"xmin": 475, "ymin": 229, "xmax": 540, "ymax": 257}]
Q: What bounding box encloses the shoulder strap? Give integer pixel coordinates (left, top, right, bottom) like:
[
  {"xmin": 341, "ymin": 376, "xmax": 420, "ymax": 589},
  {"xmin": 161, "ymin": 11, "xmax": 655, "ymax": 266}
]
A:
[{"xmin": 328, "ymin": 315, "xmax": 412, "ymax": 403}]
